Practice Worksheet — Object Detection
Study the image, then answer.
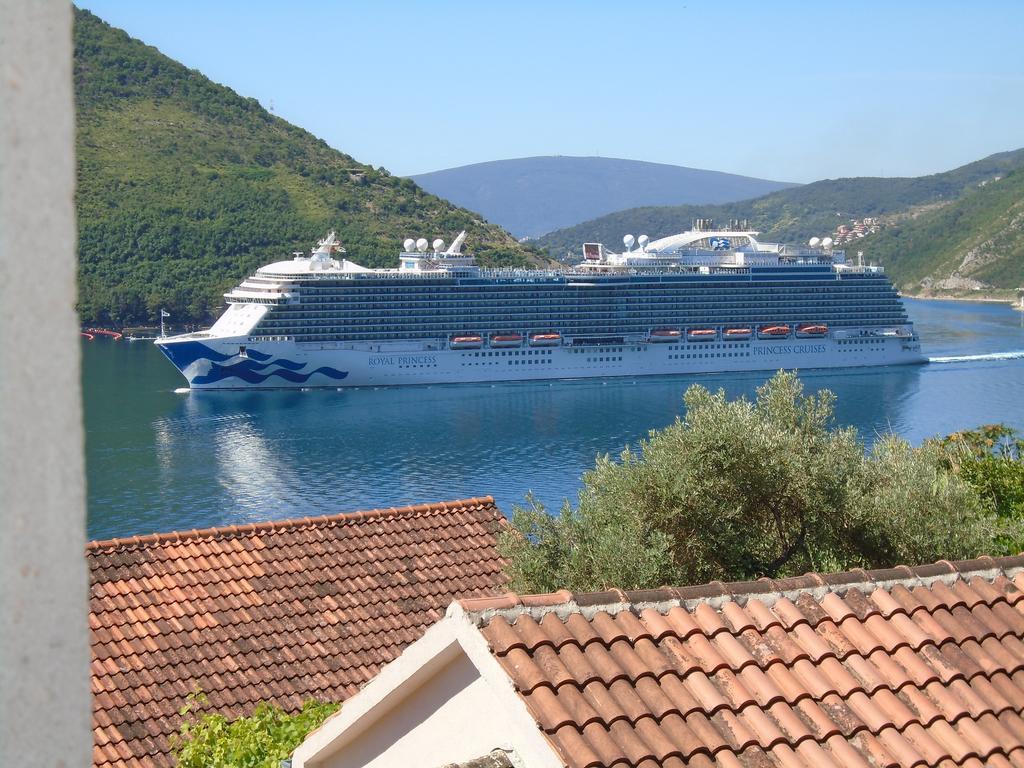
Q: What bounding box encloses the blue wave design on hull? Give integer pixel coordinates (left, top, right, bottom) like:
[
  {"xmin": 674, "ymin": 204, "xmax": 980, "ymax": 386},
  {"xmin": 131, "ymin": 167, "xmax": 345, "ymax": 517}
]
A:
[
  {"xmin": 192, "ymin": 363, "xmax": 348, "ymax": 386},
  {"xmin": 158, "ymin": 340, "xmax": 347, "ymax": 387}
]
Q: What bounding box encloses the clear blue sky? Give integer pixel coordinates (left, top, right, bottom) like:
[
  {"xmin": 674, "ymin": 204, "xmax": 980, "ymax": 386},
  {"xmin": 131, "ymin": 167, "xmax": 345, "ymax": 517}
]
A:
[{"xmin": 78, "ymin": 0, "xmax": 1024, "ymax": 183}]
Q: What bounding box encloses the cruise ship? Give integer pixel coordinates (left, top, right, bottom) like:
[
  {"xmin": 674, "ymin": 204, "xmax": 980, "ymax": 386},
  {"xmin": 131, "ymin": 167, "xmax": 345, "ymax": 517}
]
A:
[{"xmin": 156, "ymin": 222, "xmax": 924, "ymax": 389}]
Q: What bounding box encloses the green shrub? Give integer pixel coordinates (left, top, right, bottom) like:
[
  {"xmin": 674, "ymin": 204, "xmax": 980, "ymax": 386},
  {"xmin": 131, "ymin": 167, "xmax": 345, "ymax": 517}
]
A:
[
  {"xmin": 172, "ymin": 691, "xmax": 339, "ymax": 768},
  {"xmin": 501, "ymin": 371, "xmax": 1011, "ymax": 592}
]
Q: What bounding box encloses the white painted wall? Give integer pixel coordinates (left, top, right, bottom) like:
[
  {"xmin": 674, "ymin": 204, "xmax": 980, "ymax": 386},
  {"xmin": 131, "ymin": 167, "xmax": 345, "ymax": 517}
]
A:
[
  {"xmin": 0, "ymin": 1, "xmax": 90, "ymax": 766},
  {"xmin": 310, "ymin": 653, "xmax": 510, "ymax": 768}
]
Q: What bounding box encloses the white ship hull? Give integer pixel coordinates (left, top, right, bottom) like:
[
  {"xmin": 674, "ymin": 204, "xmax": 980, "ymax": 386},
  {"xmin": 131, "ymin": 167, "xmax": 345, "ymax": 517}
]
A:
[{"xmin": 158, "ymin": 333, "xmax": 925, "ymax": 390}]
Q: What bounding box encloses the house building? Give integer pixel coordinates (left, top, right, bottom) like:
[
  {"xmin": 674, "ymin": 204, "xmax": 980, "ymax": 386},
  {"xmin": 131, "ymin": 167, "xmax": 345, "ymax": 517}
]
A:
[
  {"xmin": 293, "ymin": 555, "xmax": 1024, "ymax": 768},
  {"xmin": 88, "ymin": 496, "xmax": 507, "ymax": 767}
]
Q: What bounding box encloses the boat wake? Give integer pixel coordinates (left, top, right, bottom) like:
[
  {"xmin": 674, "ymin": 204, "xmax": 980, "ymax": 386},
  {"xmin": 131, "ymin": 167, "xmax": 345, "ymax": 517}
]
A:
[{"xmin": 928, "ymin": 350, "xmax": 1024, "ymax": 364}]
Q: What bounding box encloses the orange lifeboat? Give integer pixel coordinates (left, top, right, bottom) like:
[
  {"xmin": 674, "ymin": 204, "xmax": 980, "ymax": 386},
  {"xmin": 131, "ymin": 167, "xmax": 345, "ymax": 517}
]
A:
[
  {"xmin": 450, "ymin": 334, "xmax": 484, "ymax": 349},
  {"xmin": 724, "ymin": 327, "xmax": 752, "ymax": 340},
  {"xmin": 686, "ymin": 328, "xmax": 718, "ymax": 342},
  {"xmin": 796, "ymin": 324, "xmax": 828, "ymax": 338},
  {"xmin": 529, "ymin": 332, "xmax": 562, "ymax": 347},
  {"xmin": 490, "ymin": 333, "xmax": 524, "ymax": 348},
  {"xmin": 649, "ymin": 328, "xmax": 682, "ymax": 342},
  {"xmin": 758, "ymin": 324, "xmax": 791, "ymax": 339}
]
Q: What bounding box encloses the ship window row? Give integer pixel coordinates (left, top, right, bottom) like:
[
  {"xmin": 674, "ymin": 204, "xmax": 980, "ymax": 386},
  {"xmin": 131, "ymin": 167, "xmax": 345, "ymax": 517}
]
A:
[
  {"xmin": 258, "ymin": 310, "xmax": 908, "ymax": 329},
  {"xmin": 281, "ymin": 273, "xmax": 888, "ymax": 289},
  {"xmin": 274, "ymin": 301, "xmax": 905, "ymax": 315},
  {"xmin": 257, "ymin": 320, "xmax": 908, "ymax": 337},
  {"xmin": 291, "ymin": 292, "xmax": 902, "ymax": 307},
  {"xmin": 291, "ymin": 295, "xmax": 903, "ymax": 311},
  {"xmin": 467, "ymin": 349, "xmax": 554, "ymax": 357},
  {"xmin": 291, "ymin": 279, "xmax": 893, "ymax": 293},
  {"xmin": 256, "ymin": 313, "xmax": 907, "ymax": 332},
  {"xmin": 274, "ymin": 299, "xmax": 906, "ymax": 315},
  {"xmin": 669, "ymin": 352, "xmax": 751, "ymax": 359},
  {"xmin": 293, "ymin": 285, "xmax": 898, "ymax": 301}
]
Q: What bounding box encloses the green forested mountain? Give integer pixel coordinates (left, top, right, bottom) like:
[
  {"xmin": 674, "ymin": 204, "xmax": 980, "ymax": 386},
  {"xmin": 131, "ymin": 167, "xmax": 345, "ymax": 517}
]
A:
[
  {"xmin": 851, "ymin": 169, "xmax": 1024, "ymax": 294},
  {"xmin": 536, "ymin": 150, "xmax": 1024, "ymax": 293},
  {"xmin": 74, "ymin": 9, "xmax": 540, "ymax": 326}
]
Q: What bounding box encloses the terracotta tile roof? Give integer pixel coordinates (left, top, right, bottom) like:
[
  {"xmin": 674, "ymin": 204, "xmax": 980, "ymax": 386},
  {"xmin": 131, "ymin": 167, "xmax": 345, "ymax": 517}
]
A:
[
  {"xmin": 88, "ymin": 496, "xmax": 507, "ymax": 768},
  {"xmin": 460, "ymin": 555, "xmax": 1024, "ymax": 768}
]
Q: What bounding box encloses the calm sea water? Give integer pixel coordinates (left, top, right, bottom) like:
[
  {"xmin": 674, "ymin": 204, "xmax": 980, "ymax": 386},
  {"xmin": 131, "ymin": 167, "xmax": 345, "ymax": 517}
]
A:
[{"xmin": 84, "ymin": 299, "xmax": 1024, "ymax": 540}]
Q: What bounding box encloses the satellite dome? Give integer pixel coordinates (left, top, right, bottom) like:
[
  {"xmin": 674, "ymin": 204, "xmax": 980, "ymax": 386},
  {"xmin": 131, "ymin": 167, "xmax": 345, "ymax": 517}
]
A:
[
  {"xmin": 638, "ymin": 234, "xmax": 650, "ymax": 248},
  {"xmin": 623, "ymin": 234, "xmax": 635, "ymax": 250},
  {"xmin": 821, "ymin": 237, "xmax": 834, "ymax": 248},
  {"xmin": 432, "ymin": 238, "xmax": 445, "ymax": 252},
  {"xmin": 415, "ymin": 238, "xmax": 429, "ymax": 252},
  {"xmin": 403, "ymin": 238, "xmax": 415, "ymax": 252},
  {"xmin": 808, "ymin": 237, "xmax": 820, "ymax": 247}
]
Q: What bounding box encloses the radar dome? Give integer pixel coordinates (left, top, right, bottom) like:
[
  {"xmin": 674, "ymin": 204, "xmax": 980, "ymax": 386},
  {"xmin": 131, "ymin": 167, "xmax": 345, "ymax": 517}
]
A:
[
  {"xmin": 638, "ymin": 234, "xmax": 650, "ymax": 248},
  {"xmin": 623, "ymin": 234, "xmax": 635, "ymax": 250},
  {"xmin": 403, "ymin": 238, "xmax": 415, "ymax": 252},
  {"xmin": 808, "ymin": 237, "xmax": 820, "ymax": 247},
  {"xmin": 432, "ymin": 238, "xmax": 445, "ymax": 252},
  {"xmin": 821, "ymin": 237, "xmax": 834, "ymax": 248},
  {"xmin": 415, "ymin": 238, "xmax": 429, "ymax": 252}
]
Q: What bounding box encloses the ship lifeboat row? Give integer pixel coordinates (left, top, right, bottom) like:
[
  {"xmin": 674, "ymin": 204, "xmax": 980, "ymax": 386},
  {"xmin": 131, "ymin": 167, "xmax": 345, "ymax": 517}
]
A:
[
  {"xmin": 757, "ymin": 325, "xmax": 791, "ymax": 339},
  {"xmin": 451, "ymin": 324, "xmax": 828, "ymax": 349},
  {"xmin": 449, "ymin": 332, "xmax": 561, "ymax": 349},
  {"xmin": 796, "ymin": 324, "xmax": 829, "ymax": 338},
  {"xmin": 723, "ymin": 328, "xmax": 753, "ymax": 341},
  {"xmin": 650, "ymin": 328, "xmax": 750, "ymax": 342},
  {"xmin": 528, "ymin": 332, "xmax": 562, "ymax": 347},
  {"xmin": 686, "ymin": 328, "xmax": 717, "ymax": 342},
  {"xmin": 449, "ymin": 335, "xmax": 484, "ymax": 349},
  {"xmin": 648, "ymin": 328, "xmax": 682, "ymax": 343},
  {"xmin": 490, "ymin": 334, "xmax": 524, "ymax": 348}
]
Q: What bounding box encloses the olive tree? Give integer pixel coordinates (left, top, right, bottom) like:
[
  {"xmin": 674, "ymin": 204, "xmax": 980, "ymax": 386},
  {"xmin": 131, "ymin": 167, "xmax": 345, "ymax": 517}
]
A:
[{"xmin": 500, "ymin": 371, "xmax": 1005, "ymax": 593}]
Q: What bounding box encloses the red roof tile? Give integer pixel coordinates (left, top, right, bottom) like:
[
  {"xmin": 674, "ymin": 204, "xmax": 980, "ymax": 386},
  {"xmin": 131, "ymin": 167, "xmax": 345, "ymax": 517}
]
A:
[
  {"xmin": 89, "ymin": 497, "xmax": 507, "ymax": 768},
  {"xmin": 460, "ymin": 555, "xmax": 1024, "ymax": 768}
]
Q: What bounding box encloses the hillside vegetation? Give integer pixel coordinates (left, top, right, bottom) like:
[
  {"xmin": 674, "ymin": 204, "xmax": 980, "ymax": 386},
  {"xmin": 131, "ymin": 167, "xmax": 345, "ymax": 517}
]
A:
[
  {"xmin": 852, "ymin": 170, "xmax": 1024, "ymax": 294},
  {"xmin": 74, "ymin": 9, "xmax": 540, "ymax": 326},
  {"xmin": 410, "ymin": 156, "xmax": 796, "ymax": 238},
  {"xmin": 536, "ymin": 150, "xmax": 1024, "ymax": 292}
]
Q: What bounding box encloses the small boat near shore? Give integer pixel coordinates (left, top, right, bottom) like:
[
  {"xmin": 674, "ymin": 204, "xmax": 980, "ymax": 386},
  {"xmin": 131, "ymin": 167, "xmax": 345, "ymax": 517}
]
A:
[{"xmin": 83, "ymin": 328, "xmax": 123, "ymax": 340}]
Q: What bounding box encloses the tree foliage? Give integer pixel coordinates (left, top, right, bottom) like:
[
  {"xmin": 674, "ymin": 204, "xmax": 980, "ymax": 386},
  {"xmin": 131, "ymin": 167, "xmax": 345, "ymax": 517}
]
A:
[
  {"xmin": 937, "ymin": 424, "xmax": 1024, "ymax": 551},
  {"xmin": 172, "ymin": 691, "xmax": 339, "ymax": 768},
  {"xmin": 500, "ymin": 371, "xmax": 1011, "ymax": 593}
]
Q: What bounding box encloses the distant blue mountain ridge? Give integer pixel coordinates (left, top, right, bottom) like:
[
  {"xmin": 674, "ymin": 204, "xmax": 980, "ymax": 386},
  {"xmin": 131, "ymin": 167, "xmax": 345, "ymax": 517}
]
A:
[{"xmin": 408, "ymin": 156, "xmax": 798, "ymax": 238}]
